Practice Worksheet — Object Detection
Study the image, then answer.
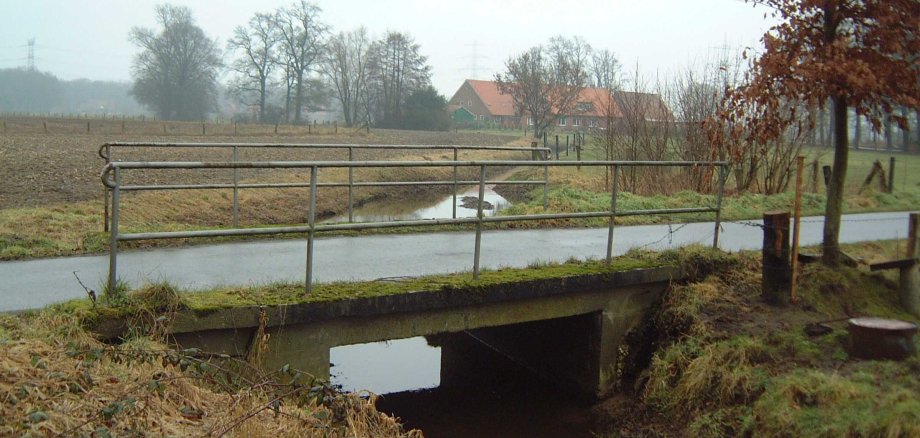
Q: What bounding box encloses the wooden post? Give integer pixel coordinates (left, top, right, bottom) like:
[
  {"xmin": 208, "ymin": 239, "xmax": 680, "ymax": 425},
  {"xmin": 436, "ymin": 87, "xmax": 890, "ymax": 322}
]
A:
[
  {"xmin": 555, "ymin": 135, "xmax": 559, "ymax": 159},
  {"xmin": 905, "ymin": 213, "xmax": 920, "ymax": 316},
  {"xmin": 888, "ymin": 157, "xmax": 896, "ymax": 193},
  {"xmin": 42, "ymin": 121, "xmax": 47, "ymax": 133},
  {"xmin": 576, "ymin": 135, "xmax": 582, "ymax": 170},
  {"xmin": 531, "ymin": 141, "xmax": 539, "ymax": 161},
  {"xmin": 791, "ymin": 156, "xmax": 805, "ymax": 303},
  {"xmin": 763, "ymin": 211, "xmax": 792, "ymax": 306},
  {"xmin": 202, "ymin": 122, "xmax": 206, "ymax": 135},
  {"xmin": 822, "ymin": 165, "xmax": 832, "ymax": 189},
  {"xmin": 810, "ymin": 160, "xmax": 819, "ymax": 192},
  {"xmin": 163, "ymin": 123, "xmax": 167, "ymax": 134},
  {"xmin": 274, "ymin": 123, "xmax": 279, "ymax": 134},
  {"xmin": 334, "ymin": 120, "xmax": 338, "ymax": 134}
]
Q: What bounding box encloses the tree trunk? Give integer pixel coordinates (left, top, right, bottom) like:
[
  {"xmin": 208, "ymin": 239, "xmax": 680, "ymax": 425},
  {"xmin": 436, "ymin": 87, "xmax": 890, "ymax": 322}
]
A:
[
  {"xmin": 915, "ymin": 109, "xmax": 920, "ymax": 152},
  {"xmin": 854, "ymin": 112, "xmax": 861, "ymax": 149},
  {"xmin": 901, "ymin": 108, "xmax": 910, "ymax": 152},
  {"xmin": 884, "ymin": 113, "xmax": 893, "ymax": 150},
  {"xmin": 822, "ymin": 94, "xmax": 849, "ymax": 266},
  {"xmin": 293, "ymin": 72, "xmax": 304, "ymax": 124}
]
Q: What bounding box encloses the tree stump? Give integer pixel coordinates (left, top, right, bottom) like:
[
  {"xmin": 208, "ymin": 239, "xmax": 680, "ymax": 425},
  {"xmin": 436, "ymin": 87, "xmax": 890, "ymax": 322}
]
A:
[{"xmin": 848, "ymin": 317, "xmax": 918, "ymax": 360}]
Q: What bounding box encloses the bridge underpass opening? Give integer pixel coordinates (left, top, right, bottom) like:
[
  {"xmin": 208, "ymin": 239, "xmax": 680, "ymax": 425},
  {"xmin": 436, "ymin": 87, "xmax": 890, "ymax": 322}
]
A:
[{"xmin": 327, "ymin": 313, "xmax": 602, "ymax": 437}]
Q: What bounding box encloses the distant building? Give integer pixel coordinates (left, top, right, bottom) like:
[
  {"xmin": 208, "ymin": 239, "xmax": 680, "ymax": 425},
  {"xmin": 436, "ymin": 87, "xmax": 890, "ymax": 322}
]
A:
[
  {"xmin": 448, "ymin": 79, "xmax": 519, "ymax": 127},
  {"xmin": 447, "ymin": 79, "xmax": 672, "ymax": 130}
]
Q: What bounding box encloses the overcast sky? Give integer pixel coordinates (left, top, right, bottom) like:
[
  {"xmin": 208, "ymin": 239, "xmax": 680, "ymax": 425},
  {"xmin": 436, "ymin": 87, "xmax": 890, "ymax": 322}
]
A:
[{"xmin": 0, "ymin": 0, "xmax": 776, "ymax": 97}]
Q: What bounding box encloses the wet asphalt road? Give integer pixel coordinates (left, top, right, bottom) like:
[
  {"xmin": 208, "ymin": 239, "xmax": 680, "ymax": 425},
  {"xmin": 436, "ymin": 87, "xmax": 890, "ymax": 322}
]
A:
[{"xmin": 0, "ymin": 211, "xmax": 912, "ymax": 312}]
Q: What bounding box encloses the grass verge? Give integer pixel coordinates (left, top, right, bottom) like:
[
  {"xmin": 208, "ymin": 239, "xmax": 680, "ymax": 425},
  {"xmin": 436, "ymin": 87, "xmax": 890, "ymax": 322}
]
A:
[{"xmin": 596, "ymin": 241, "xmax": 920, "ymax": 437}]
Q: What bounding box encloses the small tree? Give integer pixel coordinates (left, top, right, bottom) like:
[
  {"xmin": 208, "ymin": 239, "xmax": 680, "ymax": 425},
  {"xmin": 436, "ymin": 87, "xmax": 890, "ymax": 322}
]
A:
[
  {"xmin": 227, "ymin": 12, "xmax": 279, "ymax": 123},
  {"xmin": 495, "ymin": 36, "xmax": 590, "ymax": 139},
  {"xmin": 275, "ymin": 1, "xmax": 328, "ymax": 124},
  {"xmin": 713, "ymin": 0, "xmax": 920, "ymax": 265},
  {"xmin": 322, "ymin": 27, "xmax": 371, "ymax": 128},
  {"xmin": 130, "ymin": 4, "xmax": 222, "ymax": 121}
]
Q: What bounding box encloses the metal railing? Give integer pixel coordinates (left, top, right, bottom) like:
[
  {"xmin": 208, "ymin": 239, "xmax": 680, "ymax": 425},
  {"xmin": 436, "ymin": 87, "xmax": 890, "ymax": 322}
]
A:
[
  {"xmin": 98, "ymin": 142, "xmax": 553, "ymax": 230},
  {"xmin": 101, "ymin": 159, "xmax": 728, "ymax": 295}
]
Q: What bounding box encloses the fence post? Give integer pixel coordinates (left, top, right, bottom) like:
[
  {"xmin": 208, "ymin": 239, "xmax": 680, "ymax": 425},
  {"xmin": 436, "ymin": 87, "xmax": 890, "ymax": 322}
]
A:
[
  {"xmin": 888, "ymin": 157, "xmax": 896, "ymax": 193},
  {"xmin": 107, "ymin": 167, "xmax": 121, "ymax": 296},
  {"xmin": 43, "ymin": 121, "xmax": 48, "ymax": 133},
  {"xmin": 334, "ymin": 121, "xmax": 338, "ymax": 134},
  {"xmin": 713, "ymin": 165, "xmax": 727, "ymax": 249},
  {"xmin": 232, "ymin": 146, "xmax": 239, "ymax": 227},
  {"xmin": 531, "ymin": 141, "xmax": 539, "ymax": 161},
  {"xmin": 555, "ymin": 135, "xmax": 559, "ymax": 159},
  {"xmin": 202, "ymin": 122, "xmax": 206, "ymax": 135},
  {"xmin": 903, "ymin": 213, "xmax": 920, "ymax": 316},
  {"xmin": 305, "ymin": 166, "xmax": 318, "ymax": 295},
  {"xmin": 606, "ymin": 165, "xmax": 620, "ymax": 265},
  {"xmin": 452, "ymin": 148, "xmax": 459, "ymax": 219},
  {"xmin": 86, "ymin": 121, "xmax": 91, "ymax": 133},
  {"xmin": 762, "ymin": 211, "xmax": 791, "ymax": 306},
  {"xmin": 473, "ymin": 165, "xmax": 486, "ymax": 280},
  {"xmin": 348, "ymin": 147, "xmax": 355, "ymax": 222},
  {"xmin": 810, "ymin": 160, "xmax": 819, "ymax": 192},
  {"xmin": 576, "ymin": 134, "xmax": 582, "ymax": 170}
]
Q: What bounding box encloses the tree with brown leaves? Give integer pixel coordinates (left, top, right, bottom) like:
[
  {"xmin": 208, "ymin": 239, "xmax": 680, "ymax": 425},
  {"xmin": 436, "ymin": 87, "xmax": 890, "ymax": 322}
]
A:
[{"xmin": 714, "ymin": 0, "xmax": 920, "ymax": 265}]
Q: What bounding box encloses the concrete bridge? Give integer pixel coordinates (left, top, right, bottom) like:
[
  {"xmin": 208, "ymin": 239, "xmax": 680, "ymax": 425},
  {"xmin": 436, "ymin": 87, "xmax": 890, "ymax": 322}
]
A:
[{"xmin": 101, "ymin": 265, "xmax": 682, "ymax": 399}]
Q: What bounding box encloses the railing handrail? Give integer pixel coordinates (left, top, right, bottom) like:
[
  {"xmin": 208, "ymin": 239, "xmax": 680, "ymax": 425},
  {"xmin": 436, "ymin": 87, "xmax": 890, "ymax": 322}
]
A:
[
  {"xmin": 103, "ymin": 157, "xmax": 729, "ymax": 295},
  {"xmin": 101, "ymin": 159, "xmax": 726, "ymax": 187},
  {"xmin": 98, "ymin": 142, "xmax": 553, "ymax": 161}
]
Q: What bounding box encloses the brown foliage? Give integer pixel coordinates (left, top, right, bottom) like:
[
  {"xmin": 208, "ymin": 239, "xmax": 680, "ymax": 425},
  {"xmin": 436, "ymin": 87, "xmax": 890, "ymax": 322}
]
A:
[{"xmin": 713, "ymin": 0, "xmax": 920, "ymax": 149}]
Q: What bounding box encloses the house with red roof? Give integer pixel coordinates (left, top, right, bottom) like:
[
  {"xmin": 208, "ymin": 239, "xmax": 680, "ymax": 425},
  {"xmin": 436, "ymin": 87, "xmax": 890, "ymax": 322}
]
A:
[{"xmin": 448, "ymin": 79, "xmax": 672, "ymax": 130}]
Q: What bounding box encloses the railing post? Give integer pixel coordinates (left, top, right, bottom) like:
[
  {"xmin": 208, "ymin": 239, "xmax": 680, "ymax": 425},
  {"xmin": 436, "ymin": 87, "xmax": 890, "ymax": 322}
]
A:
[
  {"xmin": 232, "ymin": 145, "xmax": 239, "ymax": 227},
  {"xmin": 473, "ymin": 165, "xmax": 486, "ymax": 279},
  {"xmin": 103, "ymin": 143, "xmax": 112, "ymax": 232},
  {"xmin": 306, "ymin": 166, "xmax": 318, "ymax": 295},
  {"xmin": 543, "ymin": 161, "xmax": 549, "ymax": 211},
  {"xmin": 606, "ymin": 165, "xmax": 620, "ymax": 265},
  {"xmin": 108, "ymin": 166, "xmax": 121, "ymax": 296},
  {"xmin": 713, "ymin": 165, "xmax": 727, "ymax": 249},
  {"xmin": 452, "ymin": 147, "xmax": 459, "ymax": 219},
  {"xmin": 348, "ymin": 147, "xmax": 354, "ymax": 222}
]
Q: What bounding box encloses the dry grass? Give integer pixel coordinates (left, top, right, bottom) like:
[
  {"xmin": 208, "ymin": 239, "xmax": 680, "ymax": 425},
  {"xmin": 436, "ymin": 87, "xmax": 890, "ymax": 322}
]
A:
[{"xmin": 0, "ymin": 311, "xmax": 421, "ymax": 437}]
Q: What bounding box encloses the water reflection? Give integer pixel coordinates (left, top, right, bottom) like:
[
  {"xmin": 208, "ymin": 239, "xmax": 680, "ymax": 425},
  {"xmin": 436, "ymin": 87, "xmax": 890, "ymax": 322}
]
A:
[
  {"xmin": 330, "ymin": 337, "xmax": 441, "ymax": 394},
  {"xmin": 330, "ymin": 333, "xmax": 594, "ymax": 438}
]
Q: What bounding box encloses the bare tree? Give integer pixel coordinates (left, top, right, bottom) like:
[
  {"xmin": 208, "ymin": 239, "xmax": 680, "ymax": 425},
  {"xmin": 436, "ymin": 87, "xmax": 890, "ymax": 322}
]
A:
[
  {"xmin": 130, "ymin": 4, "xmax": 222, "ymax": 121},
  {"xmin": 227, "ymin": 12, "xmax": 279, "ymax": 123},
  {"xmin": 495, "ymin": 36, "xmax": 590, "ymax": 139},
  {"xmin": 322, "ymin": 27, "xmax": 371, "ymax": 128},
  {"xmin": 591, "ymin": 48, "xmax": 620, "ymax": 90},
  {"xmin": 367, "ymin": 31, "xmax": 431, "ymax": 128},
  {"xmin": 275, "ymin": 1, "xmax": 328, "ymax": 123}
]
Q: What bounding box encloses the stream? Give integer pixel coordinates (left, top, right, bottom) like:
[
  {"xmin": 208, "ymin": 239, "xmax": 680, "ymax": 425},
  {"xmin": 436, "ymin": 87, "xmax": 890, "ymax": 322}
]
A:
[{"xmin": 327, "ymin": 185, "xmax": 511, "ymax": 223}]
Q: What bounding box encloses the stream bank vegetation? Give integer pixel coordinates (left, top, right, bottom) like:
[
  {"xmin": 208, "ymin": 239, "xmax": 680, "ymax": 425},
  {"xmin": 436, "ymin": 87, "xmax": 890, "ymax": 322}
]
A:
[{"xmin": 597, "ymin": 240, "xmax": 920, "ymax": 437}]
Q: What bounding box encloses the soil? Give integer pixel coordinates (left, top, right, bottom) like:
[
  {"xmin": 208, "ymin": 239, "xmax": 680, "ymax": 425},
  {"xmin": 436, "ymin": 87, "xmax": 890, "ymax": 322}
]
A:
[{"xmin": 0, "ymin": 128, "xmax": 523, "ymax": 210}]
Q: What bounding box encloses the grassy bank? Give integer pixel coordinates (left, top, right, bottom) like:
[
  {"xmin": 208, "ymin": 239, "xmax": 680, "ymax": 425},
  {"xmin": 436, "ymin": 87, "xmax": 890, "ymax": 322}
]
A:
[
  {"xmin": 0, "ymin": 310, "xmax": 421, "ymax": 437},
  {"xmin": 597, "ymin": 241, "xmax": 920, "ymax": 437}
]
